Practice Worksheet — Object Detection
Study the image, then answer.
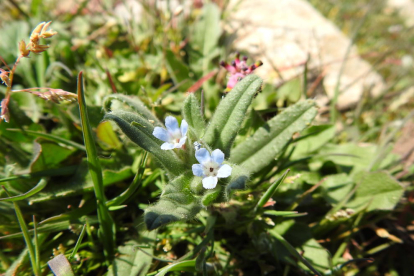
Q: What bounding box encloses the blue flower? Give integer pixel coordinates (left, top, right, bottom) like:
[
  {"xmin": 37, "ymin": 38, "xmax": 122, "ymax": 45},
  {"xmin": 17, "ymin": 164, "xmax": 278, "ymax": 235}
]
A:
[
  {"xmin": 153, "ymin": 116, "xmax": 188, "ymax": 150},
  {"xmin": 192, "ymin": 148, "xmax": 232, "ymax": 189}
]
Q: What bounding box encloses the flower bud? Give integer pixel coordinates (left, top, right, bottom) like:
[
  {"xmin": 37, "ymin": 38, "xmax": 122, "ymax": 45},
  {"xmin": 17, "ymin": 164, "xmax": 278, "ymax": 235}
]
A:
[{"xmin": 19, "ymin": 40, "xmax": 30, "ymax": 57}]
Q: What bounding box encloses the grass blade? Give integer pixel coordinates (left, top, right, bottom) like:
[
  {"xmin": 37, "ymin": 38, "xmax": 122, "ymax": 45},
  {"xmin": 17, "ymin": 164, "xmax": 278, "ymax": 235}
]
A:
[
  {"xmin": 254, "ymin": 169, "xmax": 290, "ymax": 213},
  {"xmin": 106, "ymin": 152, "xmax": 148, "ymax": 207},
  {"xmin": 2, "ymin": 186, "xmax": 40, "ymax": 276},
  {"xmin": 77, "ymin": 71, "xmax": 115, "ymax": 261},
  {"xmin": 69, "ymin": 224, "xmax": 87, "ymax": 260},
  {"xmin": 33, "ymin": 216, "xmax": 40, "ymax": 274},
  {"xmin": 6, "ymin": 129, "xmax": 86, "ymax": 151},
  {"xmin": 0, "ymin": 178, "xmax": 47, "ymax": 202},
  {"xmin": 270, "ymin": 229, "xmax": 322, "ymax": 276}
]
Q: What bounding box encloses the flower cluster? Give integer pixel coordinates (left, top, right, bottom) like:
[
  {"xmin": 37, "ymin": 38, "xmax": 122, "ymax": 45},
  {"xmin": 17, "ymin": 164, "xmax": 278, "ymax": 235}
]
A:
[
  {"xmin": 220, "ymin": 53, "xmax": 263, "ymax": 92},
  {"xmin": 153, "ymin": 116, "xmax": 232, "ymax": 189}
]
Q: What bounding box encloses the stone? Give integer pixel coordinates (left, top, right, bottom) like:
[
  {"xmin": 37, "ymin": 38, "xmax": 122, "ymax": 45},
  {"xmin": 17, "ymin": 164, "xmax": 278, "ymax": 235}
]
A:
[{"xmin": 226, "ymin": 0, "xmax": 385, "ymax": 110}]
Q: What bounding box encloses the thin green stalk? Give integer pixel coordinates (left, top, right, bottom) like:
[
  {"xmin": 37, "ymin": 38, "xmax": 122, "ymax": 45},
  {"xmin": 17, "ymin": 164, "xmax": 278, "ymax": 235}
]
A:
[
  {"xmin": 77, "ymin": 72, "xmax": 115, "ymax": 261},
  {"xmin": 253, "ymin": 169, "xmax": 289, "ymax": 214},
  {"xmin": 2, "ymin": 186, "xmax": 39, "ymax": 276},
  {"xmin": 33, "ymin": 216, "xmax": 40, "ymax": 274},
  {"xmin": 69, "ymin": 224, "xmax": 87, "ymax": 260},
  {"xmin": 106, "ymin": 152, "xmax": 148, "ymax": 207}
]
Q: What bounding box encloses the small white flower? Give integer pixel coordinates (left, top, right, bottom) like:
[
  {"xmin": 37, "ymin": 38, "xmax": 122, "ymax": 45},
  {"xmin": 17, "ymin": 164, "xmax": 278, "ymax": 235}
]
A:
[
  {"xmin": 153, "ymin": 116, "xmax": 188, "ymax": 150},
  {"xmin": 192, "ymin": 148, "xmax": 232, "ymax": 189}
]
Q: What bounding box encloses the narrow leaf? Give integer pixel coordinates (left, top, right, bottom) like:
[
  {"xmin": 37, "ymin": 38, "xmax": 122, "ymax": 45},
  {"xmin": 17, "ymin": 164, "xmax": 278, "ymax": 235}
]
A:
[
  {"xmin": 0, "ymin": 178, "xmax": 47, "ymax": 202},
  {"xmin": 254, "ymin": 170, "xmax": 289, "ymax": 213},
  {"xmin": 183, "ymin": 94, "xmax": 205, "ymax": 138},
  {"xmin": 154, "ymin": 260, "xmax": 197, "ymax": 276},
  {"xmin": 104, "ymin": 110, "xmax": 186, "ymax": 176},
  {"xmin": 6, "ymin": 128, "xmax": 85, "ymax": 151},
  {"xmin": 269, "ymin": 229, "xmax": 322, "ymax": 276},
  {"xmin": 2, "ymin": 187, "xmax": 39, "ymax": 276},
  {"xmin": 203, "ymin": 75, "xmax": 263, "ymax": 155},
  {"xmin": 103, "ymin": 94, "xmax": 162, "ymax": 126},
  {"xmin": 77, "ymin": 71, "xmax": 115, "ymax": 260},
  {"xmin": 230, "ymin": 100, "xmax": 317, "ymax": 174}
]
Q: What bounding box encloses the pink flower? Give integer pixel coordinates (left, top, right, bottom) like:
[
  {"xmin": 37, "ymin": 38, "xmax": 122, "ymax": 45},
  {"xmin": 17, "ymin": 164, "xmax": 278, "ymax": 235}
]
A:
[{"xmin": 220, "ymin": 53, "xmax": 263, "ymax": 92}]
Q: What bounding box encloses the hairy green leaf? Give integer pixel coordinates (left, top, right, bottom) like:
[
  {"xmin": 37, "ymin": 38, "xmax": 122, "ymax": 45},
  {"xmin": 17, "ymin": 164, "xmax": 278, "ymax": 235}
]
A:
[
  {"xmin": 103, "ymin": 94, "xmax": 162, "ymax": 126},
  {"xmin": 183, "ymin": 94, "xmax": 205, "ymax": 138},
  {"xmin": 104, "ymin": 110, "xmax": 186, "ymax": 176},
  {"xmin": 203, "ymin": 75, "xmax": 263, "ymax": 155},
  {"xmin": 144, "ymin": 173, "xmax": 201, "ymax": 230},
  {"xmin": 231, "ymin": 100, "xmax": 317, "ymax": 174}
]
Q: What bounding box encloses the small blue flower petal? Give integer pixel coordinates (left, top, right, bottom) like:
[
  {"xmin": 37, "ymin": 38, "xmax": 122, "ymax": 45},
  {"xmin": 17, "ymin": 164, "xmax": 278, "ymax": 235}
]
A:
[
  {"xmin": 165, "ymin": 116, "xmax": 179, "ymax": 132},
  {"xmin": 153, "ymin": 127, "xmax": 169, "ymax": 142},
  {"xmin": 181, "ymin": 119, "xmax": 188, "ymax": 136},
  {"xmin": 217, "ymin": 164, "xmax": 232, "ymax": 178},
  {"xmin": 211, "ymin": 149, "xmax": 224, "ymax": 165},
  {"xmin": 202, "ymin": 176, "xmax": 218, "ymax": 189},
  {"xmin": 195, "ymin": 148, "xmax": 211, "ymax": 164},
  {"xmin": 192, "ymin": 164, "xmax": 204, "ymax": 177},
  {"xmin": 161, "ymin": 142, "xmax": 176, "ymax": 150}
]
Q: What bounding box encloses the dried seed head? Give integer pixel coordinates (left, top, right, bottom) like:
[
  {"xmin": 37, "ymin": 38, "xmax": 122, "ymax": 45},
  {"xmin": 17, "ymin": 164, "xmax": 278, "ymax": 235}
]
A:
[
  {"xmin": 19, "ymin": 40, "xmax": 30, "ymax": 57},
  {"xmin": 0, "ymin": 69, "xmax": 10, "ymax": 87},
  {"xmin": 20, "ymin": 88, "xmax": 77, "ymax": 104},
  {"xmin": 28, "ymin": 21, "xmax": 57, "ymax": 54}
]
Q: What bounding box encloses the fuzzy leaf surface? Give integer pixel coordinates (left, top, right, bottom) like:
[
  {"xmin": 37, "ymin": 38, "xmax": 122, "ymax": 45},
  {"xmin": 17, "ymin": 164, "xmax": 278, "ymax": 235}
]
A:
[
  {"xmin": 183, "ymin": 94, "xmax": 205, "ymax": 138},
  {"xmin": 203, "ymin": 75, "xmax": 263, "ymax": 155},
  {"xmin": 103, "ymin": 94, "xmax": 162, "ymax": 126},
  {"xmin": 230, "ymin": 100, "xmax": 317, "ymax": 174},
  {"xmin": 104, "ymin": 110, "xmax": 186, "ymax": 176},
  {"xmin": 144, "ymin": 172, "xmax": 201, "ymax": 230}
]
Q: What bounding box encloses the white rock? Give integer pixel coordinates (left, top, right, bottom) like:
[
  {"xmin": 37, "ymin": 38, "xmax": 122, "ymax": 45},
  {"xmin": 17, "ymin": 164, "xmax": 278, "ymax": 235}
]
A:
[{"xmin": 226, "ymin": 0, "xmax": 385, "ymax": 109}]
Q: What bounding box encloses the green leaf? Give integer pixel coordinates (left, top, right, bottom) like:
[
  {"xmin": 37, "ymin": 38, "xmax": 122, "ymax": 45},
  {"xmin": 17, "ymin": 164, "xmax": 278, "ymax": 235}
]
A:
[
  {"xmin": 276, "ymin": 78, "xmax": 302, "ymax": 103},
  {"xmin": 254, "ymin": 170, "xmax": 289, "ymax": 213},
  {"xmin": 2, "ymin": 187, "xmax": 39, "ymax": 276},
  {"xmin": 0, "ymin": 178, "xmax": 47, "ymax": 202},
  {"xmin": 320, "ymin": 173, "xmax": 354, "ymax": 205},
  {"xmin": 77, "ymin": 72, "xmax": 115, "ymax": 260},
  {"xmin": 29, "ymin": 161, "xmax": 134, "ymax": 203},
  {"xmin": 30, "ymin": 141, "xmax": 75, "ymax": 173},
  {"xmin": 6, "ymin": 128, "xmax": 86, "ymax": 151},
  {"xmin": 346, "ymin": 171, "xmax": 404, "ymax": 211},
  {"xmin": 104, "ymin": 110, "xmax": 186, "ymax": 176},
  {"xmin": 48, "ymin": 254, "xmax": 75, "ymax": 276},
  {"xmin": 183, "ymin": 94, "xmax": 205, "ymax": 138},
  {"xmin": 224, "ymin": 163, "xmax": 249, "ymax": 200},
  {"xmin": 103, "ymin": 94, "xmax": 162, "ymax": 126},
  {"xmin": 270, "ymin": 220, "xmax": 327, "ymax": 275},
  {"xmin": 96, "ymin": 121, "xmax": 122, "ymax": 149},
  {"xmin": 230, "ymin": 100, "xmax": 317, "ymax": 174},
  {"xmin": 108, "ymin": 236, "xmax": 155, "ymax": 276},
  {"xmin": 203, "ymin": 75, "xmax": 263, "ymax": 155},
  {"xmin": 154, "ymin": 260, "xmax": 197, "ymax": 276},
  {"xmin": 165, "ymin": 49, "xmax": 191, "ymax": 90},
  {"xmin": 190, "ymin": 3, "xmax": 221, "ymax": 75},
  {"xmin": 144, "ymin": 173, "xmax": 202, "ymax": 230},
  {"xmin": 201, "ymin": 186, "xmax": 222, "ymax": 206},
  {"xmin": 290, "ymin": 125, "xmax": 335, "ymax": 159}
]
